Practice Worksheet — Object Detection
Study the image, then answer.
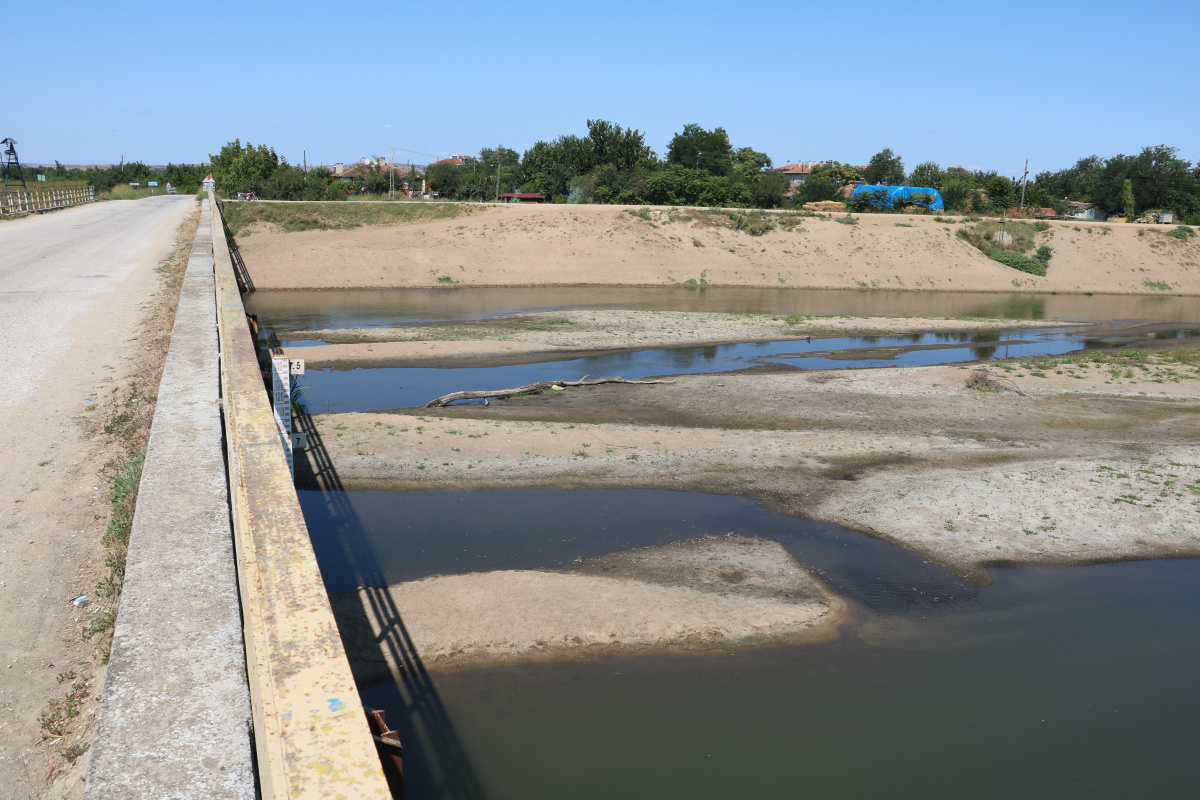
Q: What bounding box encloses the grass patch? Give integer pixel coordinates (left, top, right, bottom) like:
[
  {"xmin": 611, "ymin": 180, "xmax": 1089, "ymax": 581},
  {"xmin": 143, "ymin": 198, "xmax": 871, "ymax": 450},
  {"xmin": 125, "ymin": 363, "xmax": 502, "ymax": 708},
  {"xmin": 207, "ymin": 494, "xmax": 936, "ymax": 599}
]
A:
[
  {"xmin": 834, "ymin": 216, "xmax": 858, "ymax": 225},
  {"xmin": 989, "ymin": 249, "xmax": 1047, "ymax": 276},
  {"xmin": 1143, "ymin": 280, "xmax": 1172, "ymax": 291},
  {"xmin": 220, "ymin": 200, "xmax": 466, "ymax": 236},
  {"xmin": 1166, "ymin": 226, "xmax": 1196, "ymax": 241}
]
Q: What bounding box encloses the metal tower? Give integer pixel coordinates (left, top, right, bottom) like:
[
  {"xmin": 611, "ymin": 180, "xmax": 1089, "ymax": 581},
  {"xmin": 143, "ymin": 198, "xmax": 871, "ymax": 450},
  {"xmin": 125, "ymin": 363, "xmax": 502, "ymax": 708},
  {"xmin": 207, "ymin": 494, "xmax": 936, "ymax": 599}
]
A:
[{"xmin": 2, "ymin": 138, "xmax": 27, "ymax": 192}]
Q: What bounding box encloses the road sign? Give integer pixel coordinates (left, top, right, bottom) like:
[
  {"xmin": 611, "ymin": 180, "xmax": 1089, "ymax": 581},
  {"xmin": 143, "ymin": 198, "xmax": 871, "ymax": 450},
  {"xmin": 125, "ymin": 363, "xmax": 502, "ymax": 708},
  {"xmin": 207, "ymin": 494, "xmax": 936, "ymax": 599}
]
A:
[{"xmin": 148, "ymin": 181, "xmax": 158, "ymax": 187}]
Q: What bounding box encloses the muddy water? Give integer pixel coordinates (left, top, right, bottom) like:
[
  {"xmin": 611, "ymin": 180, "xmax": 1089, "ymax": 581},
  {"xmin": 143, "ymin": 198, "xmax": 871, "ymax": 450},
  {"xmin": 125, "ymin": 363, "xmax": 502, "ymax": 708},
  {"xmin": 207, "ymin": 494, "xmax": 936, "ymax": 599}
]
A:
[
  {"xmin": 293, "ymin": 326, "xmax": 1190, "ymax": 412},
  {"xmin": 270, "ymin": 288, "xmax": 1200, "ymax": 798},
  {"xmin": 299, "ymin": 487, "xmax": 1200, "ymax": 799},
  {"xmin": 245, "ymin": 286, "xmax": 1200, "ymax": 332}
]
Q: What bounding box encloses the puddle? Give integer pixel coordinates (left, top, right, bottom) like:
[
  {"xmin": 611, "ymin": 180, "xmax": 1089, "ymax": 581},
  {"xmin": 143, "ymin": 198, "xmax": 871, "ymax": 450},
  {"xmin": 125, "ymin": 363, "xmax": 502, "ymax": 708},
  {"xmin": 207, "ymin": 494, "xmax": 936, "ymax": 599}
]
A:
[
  {"xmin": 245, "ymin": 286, "xmax": 1200, "ymax": 332},
  {"xmin": 290, "ymin": 326, "xmax": 1197, "ymax": 412}
]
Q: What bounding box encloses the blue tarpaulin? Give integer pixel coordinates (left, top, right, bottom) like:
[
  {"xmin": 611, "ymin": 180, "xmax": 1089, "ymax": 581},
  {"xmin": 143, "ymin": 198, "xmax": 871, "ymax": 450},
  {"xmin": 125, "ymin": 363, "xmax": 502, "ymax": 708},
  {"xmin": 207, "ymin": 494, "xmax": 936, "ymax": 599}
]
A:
[{"xmin": 849, "ymin": 184, "xmax": 945, "ymax": 212}]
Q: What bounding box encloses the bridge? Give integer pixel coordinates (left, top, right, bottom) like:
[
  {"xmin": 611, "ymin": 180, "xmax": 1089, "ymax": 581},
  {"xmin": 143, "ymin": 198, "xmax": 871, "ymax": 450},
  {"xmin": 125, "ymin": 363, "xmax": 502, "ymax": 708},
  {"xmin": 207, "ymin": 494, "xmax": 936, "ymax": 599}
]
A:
[{"xmin": 71, "ymin": 195, "xmax": 394, "ymax": 797}]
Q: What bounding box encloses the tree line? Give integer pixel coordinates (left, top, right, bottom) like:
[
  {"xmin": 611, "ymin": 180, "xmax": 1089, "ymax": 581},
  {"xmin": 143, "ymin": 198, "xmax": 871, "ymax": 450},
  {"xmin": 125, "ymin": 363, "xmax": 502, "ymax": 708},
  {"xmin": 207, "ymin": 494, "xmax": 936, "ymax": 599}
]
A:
[
  {"xmin": 424, "ymin": 121, "xmax": 789, "ymax": 207},
  {"xmin": 10, "ymin": 161, "xmax": 210, "ymax": 193},
  {"xmin": 202, "ymin": 131, "xmax": 1200, "ymax": 223}
]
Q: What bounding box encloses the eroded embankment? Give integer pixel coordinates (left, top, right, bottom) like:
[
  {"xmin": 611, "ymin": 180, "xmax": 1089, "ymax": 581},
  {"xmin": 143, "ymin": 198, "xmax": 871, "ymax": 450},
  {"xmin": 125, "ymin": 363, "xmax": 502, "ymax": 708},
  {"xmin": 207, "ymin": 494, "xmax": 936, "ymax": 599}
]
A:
[
  {"xmin": 329, "ymin": 536, "xmax": 844, "ymax": 677},
  {"xmin": 301, "ymin": 349, "xmax": 1200, "ymax": 583},
  {"xmin": 289, "ymin": 310, "xmax": 1078, "ymax": 368},
  {"xmin": 230, "ymin": 202, "xmax": 1200, "ymax": 295}
]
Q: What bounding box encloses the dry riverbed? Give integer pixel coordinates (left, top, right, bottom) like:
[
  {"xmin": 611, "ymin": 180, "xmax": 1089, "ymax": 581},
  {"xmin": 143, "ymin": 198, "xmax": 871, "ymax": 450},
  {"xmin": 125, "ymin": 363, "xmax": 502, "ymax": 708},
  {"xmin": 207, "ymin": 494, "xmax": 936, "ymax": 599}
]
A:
[
  {"xmin": 288, "ymin": 310, "xmax": 1077, "ymax": 368},
  {"xmin": 301, "ymin": 346, "xmax": 1200, "ymax": 585}
]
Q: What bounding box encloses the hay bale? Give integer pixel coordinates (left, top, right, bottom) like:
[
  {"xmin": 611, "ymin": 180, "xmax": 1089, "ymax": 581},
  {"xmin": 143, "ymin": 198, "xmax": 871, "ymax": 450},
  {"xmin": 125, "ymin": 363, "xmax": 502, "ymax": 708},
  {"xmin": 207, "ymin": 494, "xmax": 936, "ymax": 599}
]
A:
[{"xmin": 803, "ymin": 201, "xmax": 847, "ymax": 212}]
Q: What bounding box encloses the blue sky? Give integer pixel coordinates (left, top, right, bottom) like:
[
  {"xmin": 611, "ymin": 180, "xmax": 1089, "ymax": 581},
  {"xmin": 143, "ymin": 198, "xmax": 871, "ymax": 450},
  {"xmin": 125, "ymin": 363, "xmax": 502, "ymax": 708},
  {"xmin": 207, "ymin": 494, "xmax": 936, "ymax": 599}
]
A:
[{"xmin": 9, "ymin": 0, "xmax": 1199, "ymax": 177}]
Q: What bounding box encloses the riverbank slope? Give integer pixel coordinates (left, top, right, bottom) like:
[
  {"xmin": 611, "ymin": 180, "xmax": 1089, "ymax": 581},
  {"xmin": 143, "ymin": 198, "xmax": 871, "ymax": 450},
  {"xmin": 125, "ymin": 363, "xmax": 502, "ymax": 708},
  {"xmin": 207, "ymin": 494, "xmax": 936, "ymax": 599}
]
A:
[{"xmin": 230, "ymin": 202, "xmax": 1200, "ymax": 295}]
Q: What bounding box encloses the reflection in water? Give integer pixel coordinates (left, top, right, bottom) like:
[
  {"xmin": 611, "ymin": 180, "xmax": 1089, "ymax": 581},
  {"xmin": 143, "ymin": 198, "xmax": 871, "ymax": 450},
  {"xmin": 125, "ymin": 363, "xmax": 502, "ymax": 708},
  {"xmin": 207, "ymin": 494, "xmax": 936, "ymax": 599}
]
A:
[
  {"xmin": 293, "ymin": 327, "xmax": 1112, "ymax": 413},
  {"xmin": 245, "ymin": 286, "xmax": 1200, "ymax": 333},
  {"xmin": 295, "ymin": 413, "xmax": 488, "ymax": 800}
]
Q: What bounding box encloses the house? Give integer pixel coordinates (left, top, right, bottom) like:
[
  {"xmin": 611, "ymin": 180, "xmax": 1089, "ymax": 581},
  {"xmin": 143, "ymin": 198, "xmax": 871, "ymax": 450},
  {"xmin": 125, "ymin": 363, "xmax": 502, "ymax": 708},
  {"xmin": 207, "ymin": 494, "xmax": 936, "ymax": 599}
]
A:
[
  {"xmin": 330, "ymin": 157, "xmax": 411, "ymax": 183},
  {"xmin": 429, "ymin": 154, "xmax": 471, "ymax": 167},
  {"xmin": 775, "ymin": 162, "xmax": 813, "ymax": 185},
  {"xmin": 1068, "ymin": 201, "xmax": 1108, "ymax": 221},
  {"xmin": 498, "ymin": 192, "xmax": 546, "ymax": 203}
]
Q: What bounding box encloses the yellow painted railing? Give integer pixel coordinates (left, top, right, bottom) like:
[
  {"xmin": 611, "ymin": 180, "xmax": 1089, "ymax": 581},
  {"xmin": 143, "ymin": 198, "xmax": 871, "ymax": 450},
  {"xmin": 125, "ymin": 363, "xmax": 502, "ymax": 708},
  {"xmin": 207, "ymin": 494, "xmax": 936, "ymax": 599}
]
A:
[{"xmin": 210, "ymin": 193, "xmax": 391, "ymax": 799}]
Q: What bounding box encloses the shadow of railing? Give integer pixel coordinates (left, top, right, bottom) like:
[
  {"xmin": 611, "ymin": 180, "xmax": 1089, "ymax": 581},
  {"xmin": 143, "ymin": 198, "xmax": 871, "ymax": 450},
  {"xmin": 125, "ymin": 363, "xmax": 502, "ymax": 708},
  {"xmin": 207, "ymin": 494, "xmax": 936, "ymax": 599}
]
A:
[
  {"xmin": 228, "ymin": 238, "xmax": 256, "ymax": 293},
  {"xmin": 295, "ymin": 408, "xmax": 488, "ymax": 800}
]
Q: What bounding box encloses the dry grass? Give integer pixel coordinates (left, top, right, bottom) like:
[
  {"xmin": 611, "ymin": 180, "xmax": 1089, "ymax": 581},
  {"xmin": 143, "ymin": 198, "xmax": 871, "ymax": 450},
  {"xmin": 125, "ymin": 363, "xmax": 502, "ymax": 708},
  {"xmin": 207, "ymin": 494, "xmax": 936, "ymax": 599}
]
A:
[{"xmin": 220, "ymin": 200, "xmax": 472, "ymax": 236}]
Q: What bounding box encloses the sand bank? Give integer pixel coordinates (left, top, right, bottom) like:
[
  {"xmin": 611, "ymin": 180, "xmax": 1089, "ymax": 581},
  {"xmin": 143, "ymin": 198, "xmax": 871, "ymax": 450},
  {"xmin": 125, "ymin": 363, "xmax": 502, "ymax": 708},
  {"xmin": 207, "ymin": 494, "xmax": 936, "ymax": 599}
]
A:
[
  {"xmin": 329, "ymin": 536, "xmax": 843, "ymax": 677},
  {"xmin": 301, "ymin": 352, "xmax": 1200, "ymax": 581},
  {"xmin": 233, "ymin": 202, "xmax": 1200, "ymax": 295}
]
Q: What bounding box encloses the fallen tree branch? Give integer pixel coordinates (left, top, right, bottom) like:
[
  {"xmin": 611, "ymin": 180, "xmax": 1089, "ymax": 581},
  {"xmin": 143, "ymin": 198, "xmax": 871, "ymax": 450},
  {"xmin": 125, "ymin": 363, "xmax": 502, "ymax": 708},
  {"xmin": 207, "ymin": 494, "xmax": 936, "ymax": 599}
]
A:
[
  {"xmin": 965, "ymin": 367, "xmax": 1030, "ymax": 397},
  {"xmin": 426, "ymin": 376, "xmax": 675, "ymax": 407}
]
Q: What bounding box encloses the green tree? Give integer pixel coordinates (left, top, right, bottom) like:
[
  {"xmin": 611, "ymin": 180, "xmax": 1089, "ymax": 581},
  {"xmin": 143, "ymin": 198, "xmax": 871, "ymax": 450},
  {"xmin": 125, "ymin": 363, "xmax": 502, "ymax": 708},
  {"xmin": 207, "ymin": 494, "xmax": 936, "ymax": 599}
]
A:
[
  {"xmin": 864, "ymin": 148, "xmax": 904, "ymax": 185},
  {"xmin": 209, "ymin": 140, "xmax": 280, "ymax": 194},
  {"xmin": 907, "ymin": 161, "xmax": 943, "ymax": 189},
  {"xmin": 809, "ymin": 161, "xmax": 862, "ymax": 185},
  {"xmin": 1122, "ymin": 178, "xmax": 1135, "ymax": 221},
  {"xmin": 586, "ymin": 119, "xmax": 655, "ymax": 171},
  {"xmin": 666, "ymin": 124, "xmax": 733, "ymax": 177},
  {"xmin": 792, "ymin": 176, "xmax": 842, "ymax": 204},
  {"xmin": 732, "ymin": 147, "xmax": 772, "ymax": 172}
]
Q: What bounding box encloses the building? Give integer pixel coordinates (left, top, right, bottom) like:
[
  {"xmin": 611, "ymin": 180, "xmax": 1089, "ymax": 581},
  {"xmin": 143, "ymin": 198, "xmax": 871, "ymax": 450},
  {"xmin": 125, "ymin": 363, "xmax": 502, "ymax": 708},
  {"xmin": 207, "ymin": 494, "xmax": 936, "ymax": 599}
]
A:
[
  {"xmin": 331, "ymin": 157, "xmax": 411, "ymax": 183},
  {"xmin": 428, "ymin": 154, "xmax": 471, "ymax": 167},
  {"xmin": 775, "ymin": 162, "xmax": 814, "ymax": 185},
  {"xmin": 1067, "ymin": 201, "xmax": 1108, "ymax": 221}
]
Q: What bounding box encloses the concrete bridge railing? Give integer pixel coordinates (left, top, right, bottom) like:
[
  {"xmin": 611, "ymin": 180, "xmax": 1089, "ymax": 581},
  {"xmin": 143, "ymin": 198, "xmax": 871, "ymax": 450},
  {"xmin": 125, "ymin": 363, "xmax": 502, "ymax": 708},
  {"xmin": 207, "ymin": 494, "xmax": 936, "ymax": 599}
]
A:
[
  {"xmin": 85, "ymin": 195, "xmax": 390, "ymax": 797},
  {"xmin": 211, "ymin": 194, "xmax": 391, "ymax": 798}
]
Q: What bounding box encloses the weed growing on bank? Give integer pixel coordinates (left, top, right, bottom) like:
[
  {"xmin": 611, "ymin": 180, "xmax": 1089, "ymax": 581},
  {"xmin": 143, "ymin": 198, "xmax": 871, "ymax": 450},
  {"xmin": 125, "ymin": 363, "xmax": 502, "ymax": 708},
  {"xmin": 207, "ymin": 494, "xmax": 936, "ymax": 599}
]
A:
[
  {"xmin": 220, "ymin": 200, "xmax": 468, "ymax": 236},
  {"xmin": 957, "ymin": 220, "xmax": 1053, "ymax": 276}
]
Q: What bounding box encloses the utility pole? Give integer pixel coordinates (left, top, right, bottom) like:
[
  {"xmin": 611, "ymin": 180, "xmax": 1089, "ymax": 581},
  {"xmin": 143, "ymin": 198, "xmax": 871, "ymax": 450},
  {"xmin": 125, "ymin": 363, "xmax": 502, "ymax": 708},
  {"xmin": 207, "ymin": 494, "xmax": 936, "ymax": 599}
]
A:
[
  {"xmin": 1019, "ymin": 158, "xmax": 1029, "ymax": 210},
  {"xmin": 389, "ymin": 147, "xmax": 396, "ymax": 199},
  {"xmin": 495, "ymin": 144, "xmax": 502, "ymax": 202}
]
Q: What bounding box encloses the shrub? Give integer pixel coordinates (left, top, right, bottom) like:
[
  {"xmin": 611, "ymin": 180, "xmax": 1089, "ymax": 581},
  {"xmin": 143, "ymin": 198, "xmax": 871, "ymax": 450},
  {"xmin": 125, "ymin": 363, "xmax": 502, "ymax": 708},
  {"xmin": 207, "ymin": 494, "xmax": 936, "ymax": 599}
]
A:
[
  {"xmin": 1035, "ymin": 245, "xmax": 1054, "ymax": 262},
  {"xmin": 733, "ymin": 211, "xmax": 775, "ymax": 236},
  {"xmin": 834, "ymin": 216, "xmax": 858, "ymax": 225},
  {"xmin": 1165, "ymin": 226, "xmax": 1196, "ymax": 241},
  {"xmin": 1033, "ymin": 221, "xmax": 1051, "ymax": 232},
  {"xmin": 990, "ymin": 250, "xmax": 1047, "ymax": 276}
]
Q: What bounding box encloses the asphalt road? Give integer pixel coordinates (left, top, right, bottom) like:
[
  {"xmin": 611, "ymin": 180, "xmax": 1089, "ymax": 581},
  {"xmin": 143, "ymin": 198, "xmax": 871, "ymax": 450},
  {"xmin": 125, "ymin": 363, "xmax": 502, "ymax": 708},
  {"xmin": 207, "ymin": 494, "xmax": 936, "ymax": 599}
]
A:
[{"xmin": 0, "ymin": 195, "xmax": 193, "ymax": 410}]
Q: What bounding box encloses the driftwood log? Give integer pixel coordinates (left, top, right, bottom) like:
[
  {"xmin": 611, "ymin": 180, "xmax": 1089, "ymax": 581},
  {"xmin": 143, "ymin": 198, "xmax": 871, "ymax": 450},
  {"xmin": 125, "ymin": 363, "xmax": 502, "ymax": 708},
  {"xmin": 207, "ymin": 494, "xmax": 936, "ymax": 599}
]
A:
[{"xmin": 426, "ymin": 376, "xmax": 675, "ymax": 407}]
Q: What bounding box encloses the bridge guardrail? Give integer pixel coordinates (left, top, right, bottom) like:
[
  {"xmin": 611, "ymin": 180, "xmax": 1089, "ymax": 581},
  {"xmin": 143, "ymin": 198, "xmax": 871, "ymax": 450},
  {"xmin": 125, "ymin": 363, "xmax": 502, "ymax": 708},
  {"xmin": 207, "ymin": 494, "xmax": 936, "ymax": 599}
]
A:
[
  {"xmin": 1, "ymin": 185, "xmax": 95, "ymax": 214},
  {"xmin": 210, "ymin": 192, "xmax": 391, "ymax": 798}
]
